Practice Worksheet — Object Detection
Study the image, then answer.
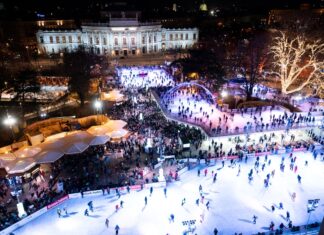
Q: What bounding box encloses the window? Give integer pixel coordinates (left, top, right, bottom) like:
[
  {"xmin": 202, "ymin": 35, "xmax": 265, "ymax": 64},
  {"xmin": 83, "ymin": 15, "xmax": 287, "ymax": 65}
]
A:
[
  {"xmin": 170, "ymin": 34, "xmax": 173, "ymax": 41},
  {"xmin": 49, "ymin": 36, "xmax": 53, "ymax": 43},
  {"xmin": 96, "ymin": 37, "xmax": 99, "ymax": 45},
  {"xmin": 62, "ymin": 36, "xmax": 66, "ymax": 43},
  {"xmin": 154, "ymin": 35, "xmax": 156, "ymax": 43},
  {"xmin": 103, "ymin": 37, "xmax": 107, "ymax": 45},
  {"xmin": 56, "ymin": 36, "xmax": 60, "ymax": 43},
  {"xmin": 123, "ymin": 37, "xmax": 126, "ymax": 45},
  {"xmin": 180, "ymin": 34, "xmax": 183, "ymax": 40},
  {"xmin": 185, "ymin": 34, "xmax": 188, "ymax": 40},
  {"xmin": 40, "ymin": 36, "xmax": 44, "ymax": 43},
  {"xmin": 114, "ymin": 37, "xmax": 118, "ymax": 46},
  {"xmin": 149, "ymin": 35, "xmax": 152, "ymax": 43},
  {"xmin": 89, "ymin": 37, "xmax": 93, "ymax": 44},
  {"xmin": 142, "ymin": 36, "xmax": 146, "ymax": 44},
  {"xmin": 193, "ymin": 33, "xmax": 197, "ymax": 40},
  {"xmin": 68, "ymin": 36, "xmax": 72, "ymax": 43},
  {"xmin": 162, "ymin": 34, "xmax": 166, "ymax": 41},
  {"xmin": 78, "ymin": 36, "xmax": 81, "ymax": 43},
  {"xmin": 131, "ymin": 37, "xmax": 135, "ymax": 45},
  {"xmin": 175, "ymin": 34, "xmax": 178, "ymax": 40}
]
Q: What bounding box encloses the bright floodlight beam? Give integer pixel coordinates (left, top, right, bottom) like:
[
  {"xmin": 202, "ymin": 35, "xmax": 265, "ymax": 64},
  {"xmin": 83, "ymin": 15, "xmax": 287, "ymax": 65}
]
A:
[
  {"xmin": 94, "ymin": 100, "xmax": 102, "ymax": 109},
  {"xmin": 221, "ymin": 90, "xmax": 228, "ymax": 98},
  {"xmin": 3, "ymin": 114, "xmax": 16, "ymax": 142},
  {"xmin": 3, "ymin": 115, "xmax": 16, "ymax": 126},
  {"xmin": 294, "ymin": 95, "xmax": 302, "ymax": 101}
]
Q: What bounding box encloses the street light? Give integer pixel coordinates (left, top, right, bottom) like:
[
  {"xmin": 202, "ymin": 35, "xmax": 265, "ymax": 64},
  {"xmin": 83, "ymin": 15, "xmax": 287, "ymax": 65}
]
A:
[
  {"xmin": 94, "ymin": 100, "xmax": 102, "ymax": 123},
  {"xmin": 94, "ymin": 100, "xmax": 102, "ymax": 110},
  {"xmin": 221, "ymin": 90, "xmax": 228, "ymax": 98},
  {"xmin": 40, "ymin": 113, "xmax": 47, "ymax": 119},
  {"xmin": 3, "ymin": 114, "xmax": 16, "ymax": 142}
]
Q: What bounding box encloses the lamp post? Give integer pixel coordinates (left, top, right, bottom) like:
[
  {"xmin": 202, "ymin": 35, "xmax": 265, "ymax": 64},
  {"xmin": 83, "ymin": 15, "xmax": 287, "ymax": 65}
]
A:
[
  {"xmin": 3, "ymin": 113, "xmax": 16, "ymax": 142},
  {"xmin": 94, "ymin": 100, "xmax": 102, "ymax": 123},
  {"xmin": 221, "ymin": 90, "xmax": 228, "ymax": 98}
]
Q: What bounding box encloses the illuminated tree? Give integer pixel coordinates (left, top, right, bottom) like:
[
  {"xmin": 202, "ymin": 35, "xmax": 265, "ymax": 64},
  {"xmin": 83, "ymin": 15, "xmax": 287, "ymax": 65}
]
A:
[
  {"xmin": 313, "ymin": 77, "xmax": 324, "ymax": 98},
  {"xmin": 271, "ymin": 31, "xmax": 324, "ymax": 95}
]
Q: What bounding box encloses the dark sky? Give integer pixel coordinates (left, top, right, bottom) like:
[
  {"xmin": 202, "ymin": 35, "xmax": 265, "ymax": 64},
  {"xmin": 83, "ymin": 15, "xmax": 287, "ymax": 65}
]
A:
[{"xmin": 0, "ymin": 0, "xmax": 321, "ymax": 20}]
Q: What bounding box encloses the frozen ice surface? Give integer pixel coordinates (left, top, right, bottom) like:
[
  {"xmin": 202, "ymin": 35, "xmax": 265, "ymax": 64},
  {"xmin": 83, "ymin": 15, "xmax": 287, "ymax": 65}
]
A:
[{"xmin": 13, "ymin": 151, "xmax": 324, "ymax": 235}]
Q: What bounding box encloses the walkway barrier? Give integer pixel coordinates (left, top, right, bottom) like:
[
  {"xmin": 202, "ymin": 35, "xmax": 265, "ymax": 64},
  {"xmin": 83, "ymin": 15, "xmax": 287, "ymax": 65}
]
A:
[
  {"xmin": 0, "ymin": 206, "xmax": 48, "ymax": 235},
  {"xmin": 0, "ymin": 180, "xmax": 167, "ymax": 234}
]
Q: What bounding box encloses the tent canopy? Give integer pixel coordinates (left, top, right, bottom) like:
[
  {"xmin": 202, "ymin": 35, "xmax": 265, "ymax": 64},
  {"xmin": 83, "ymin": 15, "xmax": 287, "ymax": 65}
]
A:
[
  {"xmin": 0, "ymin": 122, "xmax": 128, "ymax": 174},
  {"xmin": 108, "ymin": 129, "xmax": 129, "ymax": 139},
  {"xmin": 14, "ymin": 146, "xmax": 42, "ymax": 159},
  {"xmin": 64, "ymin": 142, "xmax": 89, "ymax": 155},
  {"xmin": 100, "ymin": 89, "xmax": 124, "ymax": 102},
  {"xmin": 8, "ymin": 158, "xmax": 36, "ymax": 175},
  {"xmin": 105, "ymin": 120, "xmax": 127, "ymax": 130},
  {"xmin": 89, "ymin": 135, "xmax": 110, "ymax": 146},
  {"xmin": 35, "ymin": 150, "xmax": 65, "ymax": 164},
  {"xmin": 87, "ymin": 120, "xmax": 127, "ymax": 136}
]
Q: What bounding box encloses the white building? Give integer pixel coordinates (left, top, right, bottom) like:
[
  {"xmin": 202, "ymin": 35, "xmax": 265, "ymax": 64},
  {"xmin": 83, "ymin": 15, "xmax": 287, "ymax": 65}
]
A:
[{"xmin": 36, "ymin": 15, "xmax": 198, "ymax": 56}]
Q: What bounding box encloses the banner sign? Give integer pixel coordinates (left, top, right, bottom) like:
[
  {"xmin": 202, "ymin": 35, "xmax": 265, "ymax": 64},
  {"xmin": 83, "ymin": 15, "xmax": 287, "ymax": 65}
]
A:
[{"xmin": 46, "ymin": 195, "xmax": 69, "ymax": 210}]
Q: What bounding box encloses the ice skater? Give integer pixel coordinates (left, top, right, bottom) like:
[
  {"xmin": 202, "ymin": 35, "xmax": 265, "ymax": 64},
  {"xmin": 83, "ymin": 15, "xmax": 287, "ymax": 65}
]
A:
[
  {"xmin": 84, "ymin": 209, "xmax": 89, "ymax": 216},
  {"xmin": 164, "ymin": 187, "xmax": 167, "ymax": 198},
  {"xmin": 237, "ymin": 165, "xmax": 241, "ymax": 176},
  {"xmin": 63, "ymin": 207, "xmax": 68, "ymax": 216},
  {"xmin": 279, "ymin": 202, "xmax": 283, "ymax": 210},
  {"xmin": 286, "ymin": 211, "xmax": 290, "ymax": 221},
  {"xmin": 115, "ymin": 225, "xmax": 120, "ymax": 235},
  {"xmin": 120, "ymin": 200, "xmax": 124, "ymax": 208},
  {"xmin": 196, "ymin": 198, "xmax": 199, "ymax": 206},
  {"xmin": 169, "ymin": 214, "xmax": 175, "ymax": 223},
  {"xmin": 199, "ymin": 184, "xmax": 203, "ymax": 194},
  {"xmin": 181, "ymin": 198, "xmax": 186, "ymax": 206},
  {"xmin": 105, "ymin": 218, "xmax": 109, "ymax": 228},
  {"xmin": 150, "ymin": 186, "xmax": 153, "ymax": 196},
  {"xmin": 57, "ymin": 208, "xmax": 61, "ymax": 218},
  {"xmin": 271, "ymin": 205, "xmax": 275, "ymax": 212},
  {"xmin": 206, "ymin": 201, "xmax": 210, "ymax": 210},
  {"xmin": 297, "ymin": 175, "xmax": 301, "ymax": 183},
  {"xmin": 145, "ymin": 196, "xmax": 148, "ymax": 206},
  {"xmin": 213, "ymin": 173, "xmax": 217, "ymax": 183},
  {"xmin": 88, "ymin": 201, "xmax": 93, "ymax": 212},
  {"xmin": 204, "ymin": 168, "xmax": 208, "ymax": 176},
  {"xmin": 252, "ymin": 215, "xmax": 257, "ymax": 224}
]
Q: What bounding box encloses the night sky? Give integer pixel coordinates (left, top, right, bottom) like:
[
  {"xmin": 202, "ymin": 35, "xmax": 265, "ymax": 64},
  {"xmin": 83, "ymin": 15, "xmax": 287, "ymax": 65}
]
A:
[{"xmin": 0, "ymin": 0, "xmax": 322, "ymax": 20}]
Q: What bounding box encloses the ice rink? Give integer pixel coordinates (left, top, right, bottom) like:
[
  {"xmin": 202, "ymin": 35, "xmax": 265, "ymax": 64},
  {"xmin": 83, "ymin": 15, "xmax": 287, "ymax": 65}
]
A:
[
  {"xmin": 118, "ymin": 67, "xmax": 174, "ymax": 88},
  {"xmin": 13, "ymin": 151, "xmax": 324, "ymax": 235},
  {"xmin": 164, "ymin": 93, "xmax": 323, "ymax": 132}
]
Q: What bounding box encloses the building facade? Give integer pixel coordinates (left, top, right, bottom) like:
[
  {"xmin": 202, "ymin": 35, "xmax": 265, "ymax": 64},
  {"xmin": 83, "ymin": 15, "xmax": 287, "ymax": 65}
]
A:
[{"xmin": 36, "ymin": 16, "xmax": 199, "ymax": 56}]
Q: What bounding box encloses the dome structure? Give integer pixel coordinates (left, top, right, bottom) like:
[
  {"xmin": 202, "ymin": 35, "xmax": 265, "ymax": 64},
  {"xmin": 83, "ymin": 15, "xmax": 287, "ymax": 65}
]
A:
[{"xmin": 162, "ymin": 82, "xmax": 215, "ymax": 105}]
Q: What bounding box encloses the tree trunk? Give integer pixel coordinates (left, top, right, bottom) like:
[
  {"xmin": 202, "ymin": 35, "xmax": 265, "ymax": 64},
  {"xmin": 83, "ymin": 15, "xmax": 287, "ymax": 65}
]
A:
[{"xmin": 78, "ymin": 92, "xmax": 85, "ymax": 106}]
